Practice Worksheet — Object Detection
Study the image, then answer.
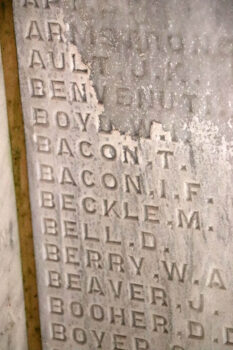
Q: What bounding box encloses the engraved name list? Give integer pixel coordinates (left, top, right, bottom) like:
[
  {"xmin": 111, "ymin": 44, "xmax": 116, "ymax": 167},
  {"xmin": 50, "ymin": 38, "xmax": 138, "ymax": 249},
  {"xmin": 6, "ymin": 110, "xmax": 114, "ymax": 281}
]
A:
[{"xmin": 13, "ymin": 1, "xmax": 233, "ymax": 350}]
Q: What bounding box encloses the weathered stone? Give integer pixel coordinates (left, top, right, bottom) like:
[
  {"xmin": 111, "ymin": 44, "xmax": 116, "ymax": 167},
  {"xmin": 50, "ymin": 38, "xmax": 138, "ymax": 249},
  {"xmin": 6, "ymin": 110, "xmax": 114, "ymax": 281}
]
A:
[
  {"xmin": 13, "ymin": 1, "xmax": 233, "ymax": 349},
  {"xmin": 0, "ymin": 47, "xmax": 28, "ymax": 350}
]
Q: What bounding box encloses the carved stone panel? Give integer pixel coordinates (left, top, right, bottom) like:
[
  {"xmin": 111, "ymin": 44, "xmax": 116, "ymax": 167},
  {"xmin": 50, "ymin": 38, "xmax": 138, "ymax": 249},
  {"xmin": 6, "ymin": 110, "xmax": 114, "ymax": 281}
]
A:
[
  {"xmin": 0, "ymin": 47, "xmax": 28, "ymax": 350},
  {"xmin": 13, "ymin": 1, "xmax": 233, "ymax": 349}
]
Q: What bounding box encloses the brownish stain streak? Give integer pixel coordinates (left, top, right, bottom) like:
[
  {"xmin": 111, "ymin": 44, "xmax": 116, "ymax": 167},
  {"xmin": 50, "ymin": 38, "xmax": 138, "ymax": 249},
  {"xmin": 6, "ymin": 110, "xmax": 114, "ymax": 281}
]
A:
[{"xmin": 0, "ymin": 1, "xmax": 42, "ymax": 349}]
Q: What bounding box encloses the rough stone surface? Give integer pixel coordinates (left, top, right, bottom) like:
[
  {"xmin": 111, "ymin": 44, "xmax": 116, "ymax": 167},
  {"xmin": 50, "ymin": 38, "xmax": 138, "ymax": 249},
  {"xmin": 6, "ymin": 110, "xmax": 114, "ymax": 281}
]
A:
[
  {"xmin": 0, "ymin": 48, "xmax": 28, "ymax": 350},
  {"xmin": 13, "ymin": 1, "xmax": 233, "ymax": 349}
]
